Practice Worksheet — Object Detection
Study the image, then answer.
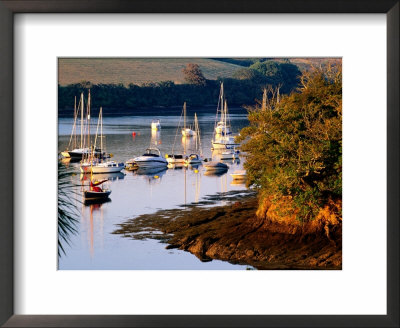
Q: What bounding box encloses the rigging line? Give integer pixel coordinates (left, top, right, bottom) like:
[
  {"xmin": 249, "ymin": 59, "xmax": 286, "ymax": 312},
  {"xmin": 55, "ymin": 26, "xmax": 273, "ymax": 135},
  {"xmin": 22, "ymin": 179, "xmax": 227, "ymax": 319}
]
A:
[
  {"xmin": 171, "ymin": 104, "xmax": 184, "ymax": 154},
  {"xmin": 213, "ymin": 83, "xmax": 223, "ymax": 138},
  {"xmin": 67, "ymin": 96, "xmax": 82, "ymax": 149},
  {"xmin": 93, "ymin": 107, "xmax": 101, "ymax": 151}
]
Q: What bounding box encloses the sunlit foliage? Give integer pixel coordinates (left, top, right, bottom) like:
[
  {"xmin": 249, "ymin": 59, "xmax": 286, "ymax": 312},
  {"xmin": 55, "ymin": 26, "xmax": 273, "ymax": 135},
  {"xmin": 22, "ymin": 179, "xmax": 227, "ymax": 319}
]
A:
[{"xmin": 237, "ymin": 67, "xmax": 342, "ymax": 222}]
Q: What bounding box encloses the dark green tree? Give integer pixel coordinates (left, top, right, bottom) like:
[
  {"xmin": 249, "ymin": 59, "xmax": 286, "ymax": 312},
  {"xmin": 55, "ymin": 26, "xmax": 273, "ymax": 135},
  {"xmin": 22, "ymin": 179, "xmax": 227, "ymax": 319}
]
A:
[{"xmin": 250, "ymin": 60, "xmax": 301, "ymax": 93}]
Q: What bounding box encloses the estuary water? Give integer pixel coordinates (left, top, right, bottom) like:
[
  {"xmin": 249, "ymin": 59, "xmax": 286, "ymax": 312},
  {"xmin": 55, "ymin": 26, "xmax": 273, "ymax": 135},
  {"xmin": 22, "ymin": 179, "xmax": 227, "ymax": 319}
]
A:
[{"xmin": 58, "ymin": 108, "xmax": 251, "ymax": 269}]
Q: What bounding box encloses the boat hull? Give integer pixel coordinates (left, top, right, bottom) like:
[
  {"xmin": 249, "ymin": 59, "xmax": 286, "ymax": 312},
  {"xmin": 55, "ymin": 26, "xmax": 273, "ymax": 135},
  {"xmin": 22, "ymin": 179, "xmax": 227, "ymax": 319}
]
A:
[
  {"xmin": 221, "ymin": 151, "xmax": 239, "ymax": 160},
  {"xmin": 61, "ymin": 151, "xmax": 70, "ymax": 158},
  {"xmin": 211, "ymin": 141, "xmax": 239, "ymax": 150},
  {"xmin": 84, "ymin": 189, "xmax": 111, "ymax": 200},
  {"xmin": 68, "ymin": 150, "xmax": 104, "ymax": 159},
  {"xmin": 135, "ymin": 162, "xmax": 167, "ymax": 168},
  {"xmin": 204, "ymin": 162, "xmax": 229, "ymax": 171},
  {"xmin": 132, "ymin": 148, "xmax": 168, "ymax": 169},
  {"xmin": 91, "ymin": 162, "xmax": 125, "ymax": 173}
]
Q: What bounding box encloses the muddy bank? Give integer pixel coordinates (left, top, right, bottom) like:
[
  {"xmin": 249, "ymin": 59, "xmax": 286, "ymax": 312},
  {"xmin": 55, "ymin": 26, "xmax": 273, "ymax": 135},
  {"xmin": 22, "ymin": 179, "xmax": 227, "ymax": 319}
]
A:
[{"xmin": 113, "ymin": 192, "xmax": 341, "ymax": 269}]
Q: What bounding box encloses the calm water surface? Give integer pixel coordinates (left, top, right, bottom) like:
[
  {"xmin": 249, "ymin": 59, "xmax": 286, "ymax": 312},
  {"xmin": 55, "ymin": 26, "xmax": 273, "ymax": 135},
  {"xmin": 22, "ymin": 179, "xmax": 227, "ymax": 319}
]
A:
[{"xmin": 58, "ymin": 108, "xmax": 251, "ymax": 269}]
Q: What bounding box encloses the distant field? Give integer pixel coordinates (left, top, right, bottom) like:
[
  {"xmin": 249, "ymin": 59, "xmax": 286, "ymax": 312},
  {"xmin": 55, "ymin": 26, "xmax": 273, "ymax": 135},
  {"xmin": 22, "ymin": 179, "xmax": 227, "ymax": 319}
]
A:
[
  {"xmin": 58, "ymin": 58, "xmax": 242, "ymax": 86},
  {"xmin": 58, "ymin": 57, "xmax": 341, "ymax": 86},
  {"xmin": 274, "ymin": 58, "xmax": 342, "ymax": 71}
]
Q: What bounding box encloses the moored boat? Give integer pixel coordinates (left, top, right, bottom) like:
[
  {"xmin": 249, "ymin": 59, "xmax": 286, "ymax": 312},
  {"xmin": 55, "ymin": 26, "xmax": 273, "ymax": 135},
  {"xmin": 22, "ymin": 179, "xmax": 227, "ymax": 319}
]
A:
[
  {"xmin": 166, "ymin": 154, "xmax": 186, "ymax": 165},
  {"xmin": 211, "ymin": 83, "xmax": 239, "ymax": 150},
  {"xmin": 84, "ymin": 107, "xmax": 124, "ymax": 174},
  {"xmin": 167, "ymin": 102, "xmax": 190, "ymax": 164},
  {"xmin": 185, "ymin": 153, "xmax": 202, "ymax": 165},
  {"xmin": 220, "ymin": 148, "xmax": 240, "ymax": 160},
  {"xmin": 230, "ymin": 170, "xmax": 247, "ymax": 180},
  {"xmin": 90, "ymin": 161, "xmax": 125, "ymax": 173},
  {"xmin": 184, "ymin": 113, "xmax": 203, "ymax": 165},
  {"xmin": 203, "ymin": 161, "xmax": 229, "ymax": 171},
  {"xmin": 131, "ymin": 147, "xmax": 168, "ymax": 168},
  {"xmin": 151, "ymin": 119, "xmax": 161, "ymax": 131},
  {"xmin": 83, "ymin": 179, "xmax": 111, "ymax": 201},
  {"xmin": 182, "ymin": 128, "xmax": 194, "ymax": 137}
]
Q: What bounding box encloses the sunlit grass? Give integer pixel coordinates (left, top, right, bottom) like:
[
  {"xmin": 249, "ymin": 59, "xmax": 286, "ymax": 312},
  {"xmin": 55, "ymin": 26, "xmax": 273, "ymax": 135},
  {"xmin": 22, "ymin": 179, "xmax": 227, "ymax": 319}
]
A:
[{"xmin": 58, "ymin": 58, "xmax": 241, "ymax": 86}]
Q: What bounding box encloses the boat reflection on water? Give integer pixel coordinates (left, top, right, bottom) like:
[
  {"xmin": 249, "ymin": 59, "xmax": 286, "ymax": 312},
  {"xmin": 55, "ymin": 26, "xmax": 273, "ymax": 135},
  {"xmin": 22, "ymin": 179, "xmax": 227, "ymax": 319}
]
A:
[
  {"xmin": 167, "ymin": 163, "xmax": 185, "ymax": 170},
  {"xmin": 220, "ymin": 157, "xmax": 240, "ymax": 165},
  {"xmin": 83, "ymin": 200, "xmax": 108, "ymax": 257},
  {"xmin": 82, "ymin": 172, "xmax": 125, "ymax": 181},
  {"xmin": 60, "ymin": 157, "xmax": 72, "ymax": 166},
  {"xmin": 134, "ymin": 166, "xmax": 167, "ymax": 184},
  {"xmin": 204, "ymin": 168, "xmax": 228, "ymax": 177},
  {"xmin": 187, "ymin": 164, "xmax": 201, "ymax": 171},
  {"xmin": 151, "ymin": 130, "xmax": 161, "ymax": 145},
  {"xmin": 230, "ymin": 179, "xmax": 246, "ymax": 186},
  {"xmin": 80, "ymin": 172, "xmax": 125, "ymax": 182},
  {"xmin": 84, "ymin": 197, "xmax": 112, "ymax": 206}
]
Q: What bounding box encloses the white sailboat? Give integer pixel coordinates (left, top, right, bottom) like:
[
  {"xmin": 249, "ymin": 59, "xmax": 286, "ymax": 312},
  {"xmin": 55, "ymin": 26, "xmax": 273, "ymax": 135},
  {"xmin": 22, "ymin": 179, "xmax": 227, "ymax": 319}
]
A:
[
  {"xmin": 87, "ymin": 107, "xmax": 124, "ymax": 174},
  {"xmin": 211, "ymin": 83, "xmax": 239, "ymax": 150},
  {"xmin": 181, "ymin": 102, "xmax": 194, "ymax": 137},
  {"xmin": 67, "ymin": 92, "xmax": 104, "ymax": 160},
  {"xmin": 166, "ymin": 102, "xmax": 188, "ymax": 165},
  {"xmin": 185, "ymin": 113, "xmax": 203, "ymax": 165},
  {"xmin": 151, "ymin": 119, "xmax": 161, "ymax": 131}
]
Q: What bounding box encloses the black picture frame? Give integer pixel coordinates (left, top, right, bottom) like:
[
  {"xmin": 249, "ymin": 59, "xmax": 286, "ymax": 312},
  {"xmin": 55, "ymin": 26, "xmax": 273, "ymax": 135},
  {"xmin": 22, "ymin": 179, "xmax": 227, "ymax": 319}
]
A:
[{"xmin": 0, "ymin": 1, "xmax": 398, "ymax": 327}]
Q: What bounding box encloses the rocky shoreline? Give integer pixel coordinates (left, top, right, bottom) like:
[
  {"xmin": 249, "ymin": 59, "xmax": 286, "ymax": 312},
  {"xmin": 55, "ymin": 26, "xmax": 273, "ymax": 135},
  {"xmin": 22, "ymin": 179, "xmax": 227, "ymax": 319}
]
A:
[{"xmin": 113, "ymin": 191, "xmax": 342, "ymax": 269}]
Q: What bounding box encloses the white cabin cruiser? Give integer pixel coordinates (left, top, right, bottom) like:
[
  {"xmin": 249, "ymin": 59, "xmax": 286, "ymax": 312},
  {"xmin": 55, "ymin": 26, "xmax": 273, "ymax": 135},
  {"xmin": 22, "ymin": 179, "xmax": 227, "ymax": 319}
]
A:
[{"xmin": 132, "ymin": 148, "xmax": 168, "ymax": 168}]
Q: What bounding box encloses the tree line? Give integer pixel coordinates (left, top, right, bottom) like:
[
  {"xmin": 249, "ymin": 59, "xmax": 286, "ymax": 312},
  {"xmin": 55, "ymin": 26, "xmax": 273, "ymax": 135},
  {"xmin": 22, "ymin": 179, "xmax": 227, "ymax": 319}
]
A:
[{"xmin": 58, "ymin": 60, "xmax": 301, "ymax": 115}]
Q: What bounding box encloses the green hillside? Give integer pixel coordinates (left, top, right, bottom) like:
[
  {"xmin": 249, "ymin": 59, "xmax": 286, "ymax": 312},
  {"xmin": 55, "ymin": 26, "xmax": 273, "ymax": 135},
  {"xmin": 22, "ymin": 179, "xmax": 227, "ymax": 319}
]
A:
[{"xmin": 58, "ymin": 58, "xmax": 242, "ymax": 86}]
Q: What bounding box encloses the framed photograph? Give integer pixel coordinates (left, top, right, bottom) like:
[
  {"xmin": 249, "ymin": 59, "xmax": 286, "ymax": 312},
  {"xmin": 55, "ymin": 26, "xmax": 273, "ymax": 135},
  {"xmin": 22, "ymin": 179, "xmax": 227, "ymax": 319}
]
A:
[{"xmin": 1, "ymin": 1, "xmax": 398, "ymax": 327}]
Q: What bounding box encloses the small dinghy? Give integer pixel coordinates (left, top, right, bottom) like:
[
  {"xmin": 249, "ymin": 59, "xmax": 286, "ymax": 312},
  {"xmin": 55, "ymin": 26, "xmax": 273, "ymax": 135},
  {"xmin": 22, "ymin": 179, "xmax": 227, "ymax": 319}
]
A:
[
  {"xmin": 185, "ymin": 153, "xmax": 202, "ymax": 165},
  {"xmin": 84, "ymin": 179, "xmax": 111, "ymax": 201},
  {"xmin": 203, "ymin": 161, "xmax": 228, "ymax": 171}
]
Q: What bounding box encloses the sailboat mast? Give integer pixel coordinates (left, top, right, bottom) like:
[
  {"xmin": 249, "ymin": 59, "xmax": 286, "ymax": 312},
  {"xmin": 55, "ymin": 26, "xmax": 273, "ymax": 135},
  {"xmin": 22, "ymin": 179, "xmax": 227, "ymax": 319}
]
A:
[
  {"xmin": 183, "ymin": 102, "xmax": 186, "ymax": 155},
  {"xmin": 183, "ymin": 102, "xmax": 186, "ymax": 131},
  {"xmin": 197, "ymin": 114, "xmax": 202, "ymax": 156},
  {"xmin": 88, "ymin": 90, "xmax": 91, "ymax": 154},
  {"xmin": 80, "ymin": 92, "xmax": 84, "ymax": 149},
  {"xmin": 73, "ymin": 96, "xmax": 77, "ymax": 148},
  {"xmin": 220, "ymin": 82, "xmax": 224, "ymax": 122},
  {"xmin": 100, "ymin": 107, "xmax": 103, "ymax": 152},
  {"xmin": 224, "ymin": 100, "xmax": 227, "ymax": 137},
  {"xmin": 194, "ymin": 113, "xmax": 198, "ymax": 152}
]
